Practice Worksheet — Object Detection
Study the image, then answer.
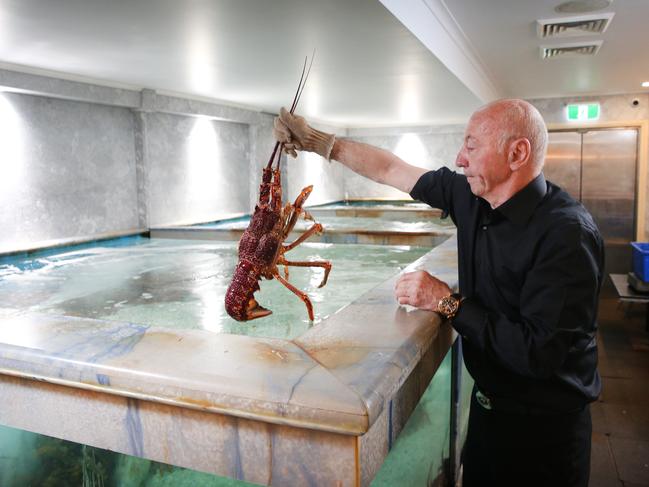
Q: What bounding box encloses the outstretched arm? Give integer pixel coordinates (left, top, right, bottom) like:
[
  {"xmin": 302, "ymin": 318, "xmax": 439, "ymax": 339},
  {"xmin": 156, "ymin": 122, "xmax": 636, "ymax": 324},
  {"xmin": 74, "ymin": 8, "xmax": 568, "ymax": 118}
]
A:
[
  {"xmin": 274, "ymin": 108, "xmax": 427, "ymax": 193},
  {"xmin": 330, "ymin": 138, "xmax": 428, "ymax": 194}
]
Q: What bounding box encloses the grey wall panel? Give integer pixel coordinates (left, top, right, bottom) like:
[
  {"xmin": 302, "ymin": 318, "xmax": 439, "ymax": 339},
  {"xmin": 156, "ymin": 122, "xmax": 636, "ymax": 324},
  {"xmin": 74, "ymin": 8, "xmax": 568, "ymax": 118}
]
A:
[
  {"xmin": 284, "ymin": 121, "xmax": 347, "ymax": 207},
  {"xmin": 530, "ymin": 94, "xmax": 649, "ymax": 126},
  {"xmin": 246, "ymin": 117, "xmax": 345, "ymax": 211},
  {"xmin": 344, "ymin": 130, "xmax": 465, "ymax": 200},
  {"xmin": 285, "ymin": 152, "xmax": 345, "ymax": 207},
  {"xmin": 146, "ymin": 113, "xmax": 250, "ymax": 226},
  {"xmin": 0, "ymin": 92, "xmax": 138, "ymax": 251}
]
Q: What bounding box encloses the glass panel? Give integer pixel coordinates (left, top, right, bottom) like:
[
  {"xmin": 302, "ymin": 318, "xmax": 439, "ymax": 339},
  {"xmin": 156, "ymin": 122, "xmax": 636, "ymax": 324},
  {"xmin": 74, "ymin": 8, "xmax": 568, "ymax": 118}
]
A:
[
  {"xmin": 458, "ymin": 359, "xmax": 474, "ymax": 454},
  {"xmin": 371, "ymin": 349, "xmax": 452, "ymax": 486},
  {"xmin": 0, "ymin": 423, "xmax": 257, "ymax": 486}
]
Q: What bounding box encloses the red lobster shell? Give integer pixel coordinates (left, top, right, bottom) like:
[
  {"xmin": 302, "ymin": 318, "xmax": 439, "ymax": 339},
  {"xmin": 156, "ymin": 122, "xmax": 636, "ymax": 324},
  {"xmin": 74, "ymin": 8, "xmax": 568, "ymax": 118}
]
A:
[{"xmin": 224, "ymin": 58, "xmax": 331, "ymax": 321}]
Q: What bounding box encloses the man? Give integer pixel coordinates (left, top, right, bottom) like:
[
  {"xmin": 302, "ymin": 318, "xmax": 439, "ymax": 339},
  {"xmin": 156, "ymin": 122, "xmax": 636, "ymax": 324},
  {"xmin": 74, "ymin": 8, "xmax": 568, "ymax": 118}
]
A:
[{"xmin": 274, "ymin": 99, "xmax": 603, "ymax": 487}]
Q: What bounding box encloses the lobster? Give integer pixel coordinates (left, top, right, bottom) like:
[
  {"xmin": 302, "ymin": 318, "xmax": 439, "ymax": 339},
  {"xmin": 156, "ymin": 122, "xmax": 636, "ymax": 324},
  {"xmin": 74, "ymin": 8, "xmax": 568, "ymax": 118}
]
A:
[{"xmin": 224, "ymin": 58, "xmax": 332, "ymax": 322}]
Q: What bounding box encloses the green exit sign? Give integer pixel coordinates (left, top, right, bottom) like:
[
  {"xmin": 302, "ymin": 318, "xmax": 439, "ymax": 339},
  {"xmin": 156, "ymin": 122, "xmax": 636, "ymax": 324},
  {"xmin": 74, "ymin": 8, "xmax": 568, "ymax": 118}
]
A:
[{"xmin": 566, "ymin": 103, "xmax": 600, "ymax": 121}]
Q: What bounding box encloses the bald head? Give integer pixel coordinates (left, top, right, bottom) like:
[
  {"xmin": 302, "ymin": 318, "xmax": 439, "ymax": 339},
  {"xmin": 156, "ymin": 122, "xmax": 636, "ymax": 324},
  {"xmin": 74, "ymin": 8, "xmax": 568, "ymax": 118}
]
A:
[{"xmin": 473, "ymin": 99, "xmax": 548, "ymax": 174}]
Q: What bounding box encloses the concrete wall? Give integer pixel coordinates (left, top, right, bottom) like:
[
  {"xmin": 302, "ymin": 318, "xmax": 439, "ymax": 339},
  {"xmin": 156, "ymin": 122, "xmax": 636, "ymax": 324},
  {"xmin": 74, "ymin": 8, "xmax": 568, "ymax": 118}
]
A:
[
  {"xmin": 0, "ymin": 91, "xmax": 138, "ymax": 251},
  {"xmin": 343, "ymin": 125, "xmax": 466, "ymax": 199},
  {"xmin": 2, "ymin": 64, "xmax": 647, "ymax": 252},
  {"xmin": 285, "ymin": 122, "xmax": 347, "ymax": 207},
  {"xmin": 145, "ymin": 113, "xmax": 250, "ymax": 226},
  {"xmin": 530, "ymin": 93, "xmax": 649, "ymax": 125},
  {"xmin": 0, "ymin": 68, "xmax": 301, "ymax": 253}
]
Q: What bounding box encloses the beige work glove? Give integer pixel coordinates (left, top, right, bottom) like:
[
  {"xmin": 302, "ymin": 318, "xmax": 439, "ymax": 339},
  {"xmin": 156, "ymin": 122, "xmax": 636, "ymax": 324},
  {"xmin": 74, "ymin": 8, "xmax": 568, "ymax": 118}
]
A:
[{"xmin": 273, "ymin": 107, "xmax": 336, "ymax": 160}]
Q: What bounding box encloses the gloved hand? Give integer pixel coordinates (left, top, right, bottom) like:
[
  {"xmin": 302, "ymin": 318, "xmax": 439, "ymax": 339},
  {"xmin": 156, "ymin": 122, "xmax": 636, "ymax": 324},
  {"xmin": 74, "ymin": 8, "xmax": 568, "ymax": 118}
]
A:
[{"xmin": 273, "ymin": 107, "xmax": 336, "ymax": 160}]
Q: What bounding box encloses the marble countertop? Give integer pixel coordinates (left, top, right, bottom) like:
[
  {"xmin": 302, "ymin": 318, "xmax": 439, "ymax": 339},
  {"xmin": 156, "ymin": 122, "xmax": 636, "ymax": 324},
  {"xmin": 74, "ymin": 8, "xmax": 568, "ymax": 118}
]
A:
[{"xmin": 0, "ymin": 237, "xmax": 458, "ymax": 436}]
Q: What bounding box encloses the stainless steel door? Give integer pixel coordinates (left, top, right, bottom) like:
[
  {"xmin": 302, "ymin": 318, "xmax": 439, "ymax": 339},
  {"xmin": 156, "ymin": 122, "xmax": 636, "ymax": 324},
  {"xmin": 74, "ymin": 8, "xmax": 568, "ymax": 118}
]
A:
[
  {"xmin": 545, "ymin": 128, "xmax": 638, "ymax": 275},
  {"xmin": 581, "ymin": 129, "xmax": 637, "ymax": 243},
  {"xmin": 582, "ymin": 129, "xmax": 637, "ymax": 275},
  {"xmin": 545, "ymin": 131, "xmax": 582, "ymax": 199}
]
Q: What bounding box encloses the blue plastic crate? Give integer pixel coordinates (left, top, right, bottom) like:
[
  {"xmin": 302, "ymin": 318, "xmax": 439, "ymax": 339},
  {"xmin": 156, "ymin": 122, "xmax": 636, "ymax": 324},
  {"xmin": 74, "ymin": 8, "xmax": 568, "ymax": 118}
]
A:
[{"xmin": 631, "ymin": 242, "xmax": 649, "ymax": 282}]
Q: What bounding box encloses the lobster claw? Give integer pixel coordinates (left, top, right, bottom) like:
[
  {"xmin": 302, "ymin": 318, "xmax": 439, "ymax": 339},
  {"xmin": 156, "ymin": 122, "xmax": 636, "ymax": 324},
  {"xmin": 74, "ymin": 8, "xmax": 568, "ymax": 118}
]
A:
[{"xmin": 246, "ymin": 297, "xmax": 272, "ymax": 320}]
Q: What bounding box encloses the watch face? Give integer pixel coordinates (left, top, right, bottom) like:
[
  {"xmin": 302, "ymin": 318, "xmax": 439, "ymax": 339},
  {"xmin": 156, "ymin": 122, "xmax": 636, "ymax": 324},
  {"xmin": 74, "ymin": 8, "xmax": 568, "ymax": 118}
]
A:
[{"xmin": 439, "ymin": 295, "xmax": 459, "ymax": 317}]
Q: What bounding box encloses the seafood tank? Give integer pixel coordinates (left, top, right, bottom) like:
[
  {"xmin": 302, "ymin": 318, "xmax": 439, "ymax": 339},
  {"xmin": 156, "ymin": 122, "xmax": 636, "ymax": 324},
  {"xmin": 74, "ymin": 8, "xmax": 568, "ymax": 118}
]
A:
[
  {"xmin": 0, "ymin": 235, "xmax": 464, "ymax": 486},
  {"xmin": 0, "ymin": 351, "xmax": 458, "ymax": 487}
]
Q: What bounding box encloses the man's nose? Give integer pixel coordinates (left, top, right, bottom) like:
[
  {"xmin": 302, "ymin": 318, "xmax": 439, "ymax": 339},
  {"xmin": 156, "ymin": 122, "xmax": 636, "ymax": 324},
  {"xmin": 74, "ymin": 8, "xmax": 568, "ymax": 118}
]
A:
[{"xmin": 456, "ymin": 151, "xmax": 468, "ymax": 168}]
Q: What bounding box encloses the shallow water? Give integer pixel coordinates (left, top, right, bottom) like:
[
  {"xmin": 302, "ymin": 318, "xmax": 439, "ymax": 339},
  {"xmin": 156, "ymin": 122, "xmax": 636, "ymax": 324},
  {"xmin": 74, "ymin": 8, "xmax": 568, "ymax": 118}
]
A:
[
  {"xmin": 0, "ymin": 238, "xmax": 428, "ymax": 339},
  {"xmin": 195, "ymin": 215, "xmax": 455, "ymax": 232},
  {"xmin": 307, "ymin": 200, "xmax": 430, "ymax": 209}
]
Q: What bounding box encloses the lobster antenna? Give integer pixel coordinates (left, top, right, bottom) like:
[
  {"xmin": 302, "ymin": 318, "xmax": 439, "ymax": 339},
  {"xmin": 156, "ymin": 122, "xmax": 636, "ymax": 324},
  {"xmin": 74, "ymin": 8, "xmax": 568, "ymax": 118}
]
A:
[
  {"xmin": 266, "ymin": 56, "xmax": 309, "ymax": 171},
  {"xmin": 290, "ymin": 55, "xmax": 309, "ymax": 113},
  {"xmin": 269, "ymin": 53, "xmax": 315, "ymax": 170},
  {"xmin": 292, "ymin": 51, "xmax": 315, "ymax": 112}
]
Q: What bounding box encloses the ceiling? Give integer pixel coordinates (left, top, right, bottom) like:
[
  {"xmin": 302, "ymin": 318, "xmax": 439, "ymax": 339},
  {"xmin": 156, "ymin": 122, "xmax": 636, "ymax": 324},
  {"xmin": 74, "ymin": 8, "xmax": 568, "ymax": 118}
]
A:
[
  {"xmin": 438, "ymin": 0, "xmax": 649, "ymax": 100},
  {"xmin": 0, "ymin": 0, "xmax": 647, "ymax": 127}
]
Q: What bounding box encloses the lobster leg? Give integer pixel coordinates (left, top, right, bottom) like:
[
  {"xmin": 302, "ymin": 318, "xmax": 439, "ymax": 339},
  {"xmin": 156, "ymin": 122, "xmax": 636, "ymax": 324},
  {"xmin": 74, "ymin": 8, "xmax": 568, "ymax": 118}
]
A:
[
  {"xmin": 272, "ymin": 269, "xmax": 315, "ymax": 321},
  {"xmin": 283, "ymin": 222, "xmax": 323, "ymax": 252},
  {"xmin": 282, "ymin": 185, "xmax": 314, "ymax": 237},
  {"xmin": 277, "ymin": 256, "xmax": 332, "ymax": 288}
]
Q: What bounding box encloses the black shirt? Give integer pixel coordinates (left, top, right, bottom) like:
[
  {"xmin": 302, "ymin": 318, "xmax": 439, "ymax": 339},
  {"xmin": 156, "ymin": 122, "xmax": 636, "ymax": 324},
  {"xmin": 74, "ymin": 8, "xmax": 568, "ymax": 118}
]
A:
[{"xmin": 411, "ymin": 168, "xmax": 604, "ymax": 412}]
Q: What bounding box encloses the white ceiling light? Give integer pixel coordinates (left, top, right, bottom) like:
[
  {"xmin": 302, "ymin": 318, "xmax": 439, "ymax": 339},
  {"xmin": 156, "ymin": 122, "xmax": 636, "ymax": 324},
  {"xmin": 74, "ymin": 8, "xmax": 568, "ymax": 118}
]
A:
[
  {"xmin": 642, "ymin": 81, "xmax": 649, "ymax": 88},
  {"xmin": 555, "ymin": 0, "xmax": 612, "ymax": 14}
]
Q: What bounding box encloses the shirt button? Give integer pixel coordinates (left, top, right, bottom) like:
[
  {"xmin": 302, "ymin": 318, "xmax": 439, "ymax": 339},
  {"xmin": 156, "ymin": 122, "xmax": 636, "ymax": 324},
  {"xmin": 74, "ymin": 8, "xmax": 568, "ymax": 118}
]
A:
[{"xmin": 482, "ymin": 225, "xmax": 487, "ymax": 230}]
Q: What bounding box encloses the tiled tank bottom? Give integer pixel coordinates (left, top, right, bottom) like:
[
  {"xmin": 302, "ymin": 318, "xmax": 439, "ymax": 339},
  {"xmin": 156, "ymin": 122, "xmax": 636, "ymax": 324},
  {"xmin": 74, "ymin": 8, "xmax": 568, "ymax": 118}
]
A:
[{"xmin": 0, "ymin": 353, "xmax": 461, "ymax": 486}]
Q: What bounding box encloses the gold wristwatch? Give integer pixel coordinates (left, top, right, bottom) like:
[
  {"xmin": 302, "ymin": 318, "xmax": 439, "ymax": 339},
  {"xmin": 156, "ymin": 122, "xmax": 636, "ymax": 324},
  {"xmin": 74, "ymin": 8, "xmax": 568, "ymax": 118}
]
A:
[{"xmin": 436, "ymin": 293, "xmax": 464, "ymax": 319}]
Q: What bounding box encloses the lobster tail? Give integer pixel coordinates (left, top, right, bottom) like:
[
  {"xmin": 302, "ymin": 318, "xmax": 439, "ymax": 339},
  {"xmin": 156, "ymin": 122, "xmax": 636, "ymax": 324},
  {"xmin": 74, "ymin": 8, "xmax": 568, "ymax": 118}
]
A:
[{"xmin": 224, "ymin": 261, "xmax": 272, "ymax": 321}]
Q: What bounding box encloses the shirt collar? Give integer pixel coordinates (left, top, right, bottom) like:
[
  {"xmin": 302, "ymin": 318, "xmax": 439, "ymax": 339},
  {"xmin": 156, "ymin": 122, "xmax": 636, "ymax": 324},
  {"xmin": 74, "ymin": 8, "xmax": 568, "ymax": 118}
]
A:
[{"xmin": 495, "ymin": 173, "xmax": 547, "ymax": 225}]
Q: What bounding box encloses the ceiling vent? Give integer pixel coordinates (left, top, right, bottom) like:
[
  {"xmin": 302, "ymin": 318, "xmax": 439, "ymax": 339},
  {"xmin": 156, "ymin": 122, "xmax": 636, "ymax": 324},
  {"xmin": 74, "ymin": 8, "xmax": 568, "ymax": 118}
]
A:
[
  {"xmin": 540, "ymin": 40, "xmax": 603, "ymax": 59},
  {"xmin": 537, "ymin": 12, "xmax": 614, "ymax": 38}
]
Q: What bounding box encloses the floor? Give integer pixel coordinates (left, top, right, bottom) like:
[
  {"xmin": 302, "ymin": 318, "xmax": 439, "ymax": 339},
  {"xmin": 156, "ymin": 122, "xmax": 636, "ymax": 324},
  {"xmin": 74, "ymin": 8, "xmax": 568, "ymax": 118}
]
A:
[{"xmin": 590, "ymin": 283, "xmax": 649, "ymax": 487}]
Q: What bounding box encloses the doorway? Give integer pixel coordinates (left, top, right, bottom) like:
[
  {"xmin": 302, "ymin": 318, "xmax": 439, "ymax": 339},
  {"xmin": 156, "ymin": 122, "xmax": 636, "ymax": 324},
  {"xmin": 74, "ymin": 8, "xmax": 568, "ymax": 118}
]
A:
[{"xmin": 545, "ymin": 128, "xmax": 638, "ymax": 275}]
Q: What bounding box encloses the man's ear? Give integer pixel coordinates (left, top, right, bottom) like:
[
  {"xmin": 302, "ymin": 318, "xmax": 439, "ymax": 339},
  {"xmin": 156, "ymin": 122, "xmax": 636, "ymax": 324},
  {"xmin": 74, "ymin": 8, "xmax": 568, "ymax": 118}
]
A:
[{"xmin": 508, "ymin": 138, "xmax": 531, "ymax": 171}]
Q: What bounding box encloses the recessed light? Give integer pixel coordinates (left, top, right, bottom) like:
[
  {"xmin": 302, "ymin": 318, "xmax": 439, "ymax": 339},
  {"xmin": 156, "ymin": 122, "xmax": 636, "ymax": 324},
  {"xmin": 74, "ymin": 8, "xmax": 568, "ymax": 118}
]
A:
[
  {"xmin": 555, "ymin": 0, "xmax": 612, "ymax": 14},
  {"xmin": 642, "ymin": 81, "xmax": 649, "ymax": 88}
]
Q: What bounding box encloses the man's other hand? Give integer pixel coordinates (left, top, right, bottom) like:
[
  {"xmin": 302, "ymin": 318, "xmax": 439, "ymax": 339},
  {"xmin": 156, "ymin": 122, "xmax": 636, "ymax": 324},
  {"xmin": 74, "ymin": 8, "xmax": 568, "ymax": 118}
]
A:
[{"xmin": 394, "ymin": 270, "xmax": 452, "ymax": 312}]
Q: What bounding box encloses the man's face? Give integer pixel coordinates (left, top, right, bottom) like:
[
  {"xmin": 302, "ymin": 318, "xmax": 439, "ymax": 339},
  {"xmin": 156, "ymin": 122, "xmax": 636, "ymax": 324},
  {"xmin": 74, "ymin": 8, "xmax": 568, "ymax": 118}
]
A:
[{"xmin": 455, "ymin": 113, "xmax": 510, "ymax": 200}]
